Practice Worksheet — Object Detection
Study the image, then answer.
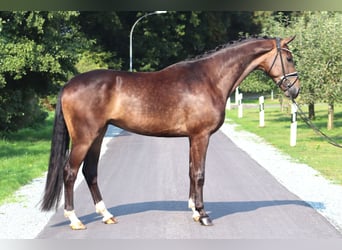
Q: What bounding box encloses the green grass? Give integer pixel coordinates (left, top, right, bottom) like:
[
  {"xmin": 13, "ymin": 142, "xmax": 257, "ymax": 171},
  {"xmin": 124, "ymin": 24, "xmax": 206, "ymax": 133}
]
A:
[
  {"xmin": 226, "ymin": 99, "xmax": 342, "ymax": 185},
  {"xmin": 0, "ymin": 112, "xmax": 53, "ymax": 205}
]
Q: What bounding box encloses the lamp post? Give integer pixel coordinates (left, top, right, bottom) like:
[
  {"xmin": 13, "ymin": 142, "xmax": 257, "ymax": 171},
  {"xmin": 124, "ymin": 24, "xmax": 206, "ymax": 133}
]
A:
[{"xmin": 129, "ymin": 11, "xmax": 167, "ymax": 72}]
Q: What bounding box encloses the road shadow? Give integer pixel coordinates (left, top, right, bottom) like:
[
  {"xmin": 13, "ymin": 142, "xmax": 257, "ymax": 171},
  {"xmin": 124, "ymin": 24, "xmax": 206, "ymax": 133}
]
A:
[
  {"xmin": 50, "ymin": 199, "xmax": 323, "ymax": 228},
  {"xmin": 104, "ymin": 125, "xmax": 132, "ymax": 138}
]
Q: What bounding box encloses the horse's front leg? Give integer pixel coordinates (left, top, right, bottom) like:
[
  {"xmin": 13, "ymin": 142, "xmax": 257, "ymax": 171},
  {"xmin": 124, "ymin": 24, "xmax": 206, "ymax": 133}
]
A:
[{"xmin": 188, "ymin": 133, "xmax": 213, "ymax": 226}]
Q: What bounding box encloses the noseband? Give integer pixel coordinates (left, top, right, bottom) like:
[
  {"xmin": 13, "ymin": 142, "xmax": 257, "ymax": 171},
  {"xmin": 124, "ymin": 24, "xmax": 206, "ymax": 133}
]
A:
[{"xmin": 269, "ymin": 37, "xmax": 299, "ymax": 91}]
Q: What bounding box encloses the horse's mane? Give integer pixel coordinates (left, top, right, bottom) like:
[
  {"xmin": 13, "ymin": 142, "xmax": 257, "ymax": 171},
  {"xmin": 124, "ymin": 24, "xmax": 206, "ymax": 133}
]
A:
[{"xmin": 186, "ymin": 36, "xmax": 274, "ymax": 61}]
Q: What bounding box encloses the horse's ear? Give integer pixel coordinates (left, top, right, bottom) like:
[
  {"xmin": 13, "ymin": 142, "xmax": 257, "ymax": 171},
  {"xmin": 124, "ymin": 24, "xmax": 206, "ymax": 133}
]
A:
[{"xmin": 283, "ymin": 35, "xmax": 296, "ymax": 45}]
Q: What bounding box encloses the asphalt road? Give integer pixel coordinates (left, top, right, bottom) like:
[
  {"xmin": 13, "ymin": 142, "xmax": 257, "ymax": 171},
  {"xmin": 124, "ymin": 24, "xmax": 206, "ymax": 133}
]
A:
[{"xmin": 37, "ymin": 128, "xmax": 341, "ymax": 239}]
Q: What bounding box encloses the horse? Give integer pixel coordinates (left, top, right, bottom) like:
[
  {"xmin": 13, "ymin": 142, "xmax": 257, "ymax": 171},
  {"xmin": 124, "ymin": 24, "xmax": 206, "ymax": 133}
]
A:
[{"xmin": 41, "ymin": 36, "xmax": 300, "ymax": 230}]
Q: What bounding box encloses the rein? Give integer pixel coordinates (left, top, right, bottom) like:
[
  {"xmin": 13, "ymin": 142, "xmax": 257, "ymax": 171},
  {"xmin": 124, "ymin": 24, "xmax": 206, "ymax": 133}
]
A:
[{"xmin": 292, "ymin": 99, "xmax": 342, "ymax": 148}]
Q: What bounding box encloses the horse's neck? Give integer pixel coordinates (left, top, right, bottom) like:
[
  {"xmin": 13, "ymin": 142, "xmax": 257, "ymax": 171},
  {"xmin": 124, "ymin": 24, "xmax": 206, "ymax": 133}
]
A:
[{"xmin": 206, "ymin": 40, "xmax": 273, "ymax": 101}]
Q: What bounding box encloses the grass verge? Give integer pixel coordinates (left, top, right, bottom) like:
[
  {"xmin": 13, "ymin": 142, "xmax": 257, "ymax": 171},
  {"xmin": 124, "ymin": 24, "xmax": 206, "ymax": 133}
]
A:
[
  {"xmin": 226, "ymin": 99, "xmax": 342, "ymax": 185},
  {"xmin": 0, "ymin": 112, "xmax": 53, "ymax": 205}
]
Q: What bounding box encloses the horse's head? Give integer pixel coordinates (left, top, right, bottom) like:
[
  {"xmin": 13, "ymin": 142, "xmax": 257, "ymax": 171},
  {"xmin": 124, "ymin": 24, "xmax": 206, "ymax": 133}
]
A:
[{"xmin": 263, "ymin": 36, "xmax": 300, "ymax": 99}]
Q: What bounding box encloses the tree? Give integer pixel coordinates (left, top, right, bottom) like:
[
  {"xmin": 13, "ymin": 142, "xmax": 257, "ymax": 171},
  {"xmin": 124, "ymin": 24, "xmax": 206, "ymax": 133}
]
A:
[
  {"xmin": 78, "ymin": 11, "xmax": 262, "ymax": 72},
  {"xmin": 0, "ymin": 11, "xmax": 91, "ymax": 132},
  {"xmin": 239, "ymin": 71, "xmax": 275, "ymax": 94},
  {"xmin": 292, "ymin": 12, "xmax": 342, "ymax": 128},
  {"xmin": 311, "ymin": 12, "xmax": 342, "ymax": 129}
]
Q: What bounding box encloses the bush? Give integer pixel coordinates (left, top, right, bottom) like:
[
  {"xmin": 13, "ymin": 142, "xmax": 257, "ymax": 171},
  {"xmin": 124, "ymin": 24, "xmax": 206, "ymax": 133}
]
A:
[{"xmin": 0, "ymin": 88, "xmax": 47, "ymax": 133}]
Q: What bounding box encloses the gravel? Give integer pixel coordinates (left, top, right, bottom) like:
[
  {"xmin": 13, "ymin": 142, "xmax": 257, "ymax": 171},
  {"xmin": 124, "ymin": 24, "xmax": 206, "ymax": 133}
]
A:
[{"xmin": 1, "ymin": 123, "xmax": 341, "ymax": 238}]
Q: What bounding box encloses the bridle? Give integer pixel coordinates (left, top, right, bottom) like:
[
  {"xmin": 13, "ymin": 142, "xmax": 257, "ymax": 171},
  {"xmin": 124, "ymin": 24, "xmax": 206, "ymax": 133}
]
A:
[{"xmin": 268, "ymin": 37, "xmax": 299, "ymax": 92}]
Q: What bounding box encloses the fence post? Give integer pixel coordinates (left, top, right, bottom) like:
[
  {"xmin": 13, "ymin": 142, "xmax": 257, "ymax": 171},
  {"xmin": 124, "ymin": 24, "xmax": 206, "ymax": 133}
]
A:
[
  {"xmin": 259, "ymin": 96, "xmax": 265, "ymax": 127},
  {"xmin": 290, "ymin": 102, "xmax": 297, "ymax": 146},
  {"xmin": 226, "ymin": 97, "xmax": 231, "ymax": 110},
  {"xmin": 238, "ymin": 93, "xmax": 243, "ymax": 118},
  {"xmin": 235, "ymin": 87, "xmax": 239, "ymax": 105}
]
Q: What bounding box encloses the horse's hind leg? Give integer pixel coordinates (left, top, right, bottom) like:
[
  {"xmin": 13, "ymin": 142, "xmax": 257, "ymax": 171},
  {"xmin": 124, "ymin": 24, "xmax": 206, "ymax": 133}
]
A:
[
  {"xmin": 64, "ymin": 141, "xmax": 92, "ymax": 230},
  {"xmin": 82, "ymin": 131, "xmax": 118, "ymax": 225}
]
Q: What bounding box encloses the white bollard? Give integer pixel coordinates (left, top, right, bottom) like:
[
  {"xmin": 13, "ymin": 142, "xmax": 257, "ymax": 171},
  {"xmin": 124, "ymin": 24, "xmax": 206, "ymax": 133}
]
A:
[
  {"xmin": 238, "ymin": 93, "xmax": 243, "ymax": 118},
  {"xmin": 259, "ymin": 96, "xmax": 265, "ymax": 127},
  {"xmin": 290, "ymin": 103, "xmax": 297, "ymax": 146},
  {"xmin": 235, "ymin": 87, "xmax": 239, "ymax": 105},
  {"xmin": 226, "ymin": 97, "xmax": 231, "ymax": 110}
]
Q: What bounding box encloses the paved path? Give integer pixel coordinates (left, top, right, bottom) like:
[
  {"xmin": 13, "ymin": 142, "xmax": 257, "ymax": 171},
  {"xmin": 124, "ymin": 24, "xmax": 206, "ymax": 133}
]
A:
[{"xmin": 37, "ymin": 129, "xmax": 341, "ymax": 239}]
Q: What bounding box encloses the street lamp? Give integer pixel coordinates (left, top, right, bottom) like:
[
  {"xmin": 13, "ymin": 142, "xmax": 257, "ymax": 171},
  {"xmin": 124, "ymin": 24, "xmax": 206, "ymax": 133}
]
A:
[{"xmin": 129, "ymin": 11, "xmax": 167, "ymax": 72}]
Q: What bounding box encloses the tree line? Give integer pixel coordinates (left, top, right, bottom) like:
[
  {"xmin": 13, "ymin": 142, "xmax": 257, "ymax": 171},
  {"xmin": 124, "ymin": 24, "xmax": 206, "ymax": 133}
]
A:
[{"xmin": 0, "ymin": 11, "xmax": 340, "ymax": 132}]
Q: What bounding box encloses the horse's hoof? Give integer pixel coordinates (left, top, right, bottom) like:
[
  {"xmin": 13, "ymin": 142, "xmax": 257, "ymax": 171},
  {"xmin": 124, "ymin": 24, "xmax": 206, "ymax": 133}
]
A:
[
  {"xmin": 104, "ymin": 217, "xmax": 118, "ymax": 224},
  {"xmin": 199, "ymin": 216, "xmax": 213, "ymax": 226},
  {"xmin": 192, "ymin": 211, "xmax": 201, "ymax": 222},
  {"xmin": 70, "ymin": 221, "xmax": 87, "ymax": 230}
]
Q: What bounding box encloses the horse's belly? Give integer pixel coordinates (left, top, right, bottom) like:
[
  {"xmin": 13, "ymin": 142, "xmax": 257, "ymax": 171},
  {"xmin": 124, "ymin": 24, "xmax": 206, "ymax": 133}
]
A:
[{"xmin": 115, "ymin": 114, "xmax": 188, "ymax": 137}]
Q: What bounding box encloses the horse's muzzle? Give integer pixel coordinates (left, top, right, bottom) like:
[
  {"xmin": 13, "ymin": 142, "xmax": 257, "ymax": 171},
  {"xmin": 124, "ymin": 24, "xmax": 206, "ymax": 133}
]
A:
[{"xmin": 285, "ymin": 86, "xmax": 300, "ymax": 99}]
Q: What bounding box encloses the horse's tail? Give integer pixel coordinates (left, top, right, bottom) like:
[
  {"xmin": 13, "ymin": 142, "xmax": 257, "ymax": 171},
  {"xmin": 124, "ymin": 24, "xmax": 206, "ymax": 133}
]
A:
[{"xmin": 41, "ymin": 90, "xmax": 70, "ymax": 211}]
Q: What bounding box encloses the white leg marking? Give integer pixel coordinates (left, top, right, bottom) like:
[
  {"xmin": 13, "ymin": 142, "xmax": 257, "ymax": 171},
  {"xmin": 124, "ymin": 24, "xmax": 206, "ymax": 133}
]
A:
[
  {"xmin": 188, "ymin": 198, "xmax": 195, "ymax": 210},
  {"xmin": 188, "ymin": 198, "xmax": 200, "ymax": 221},
  {"xmin": 64, "ymin": 210, "xmax": 86, "ymax": 229},
  {"xmin": 95, "ymin": 200, "xmax": 114, "ymax": 223}
]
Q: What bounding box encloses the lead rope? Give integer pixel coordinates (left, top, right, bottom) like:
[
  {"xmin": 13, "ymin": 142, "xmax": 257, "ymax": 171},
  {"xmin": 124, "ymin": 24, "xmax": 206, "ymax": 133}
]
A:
[{"xmin": 291, "ymin": 99, "xmax": 342, "ymax": 148}]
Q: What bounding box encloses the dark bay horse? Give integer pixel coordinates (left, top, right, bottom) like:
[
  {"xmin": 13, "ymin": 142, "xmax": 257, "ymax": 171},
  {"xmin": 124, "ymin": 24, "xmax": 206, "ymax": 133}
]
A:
[{"xmin": 41, "ymin": 36, "xmax": 300, "ymax": 230}]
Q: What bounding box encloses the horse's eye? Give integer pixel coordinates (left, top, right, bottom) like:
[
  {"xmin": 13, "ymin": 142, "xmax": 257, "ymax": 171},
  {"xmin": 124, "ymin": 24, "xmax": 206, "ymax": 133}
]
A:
[{"xmin": 287, "ymin": 56, "xmax": 293, "ymax": 63}]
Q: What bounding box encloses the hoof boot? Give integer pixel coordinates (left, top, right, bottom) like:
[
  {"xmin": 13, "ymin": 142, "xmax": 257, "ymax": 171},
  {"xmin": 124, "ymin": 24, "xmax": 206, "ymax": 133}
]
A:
[
  {"xmin": 104, "ymin": 217, "xmax": 118, "ymax": 224},
  {"xmin": 70, "ymin": 221, "xmax": 87, "ymax": 230},
  {"xmin": 199, "ymin": 216, "xmax": 213, "ymax": 226}
]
